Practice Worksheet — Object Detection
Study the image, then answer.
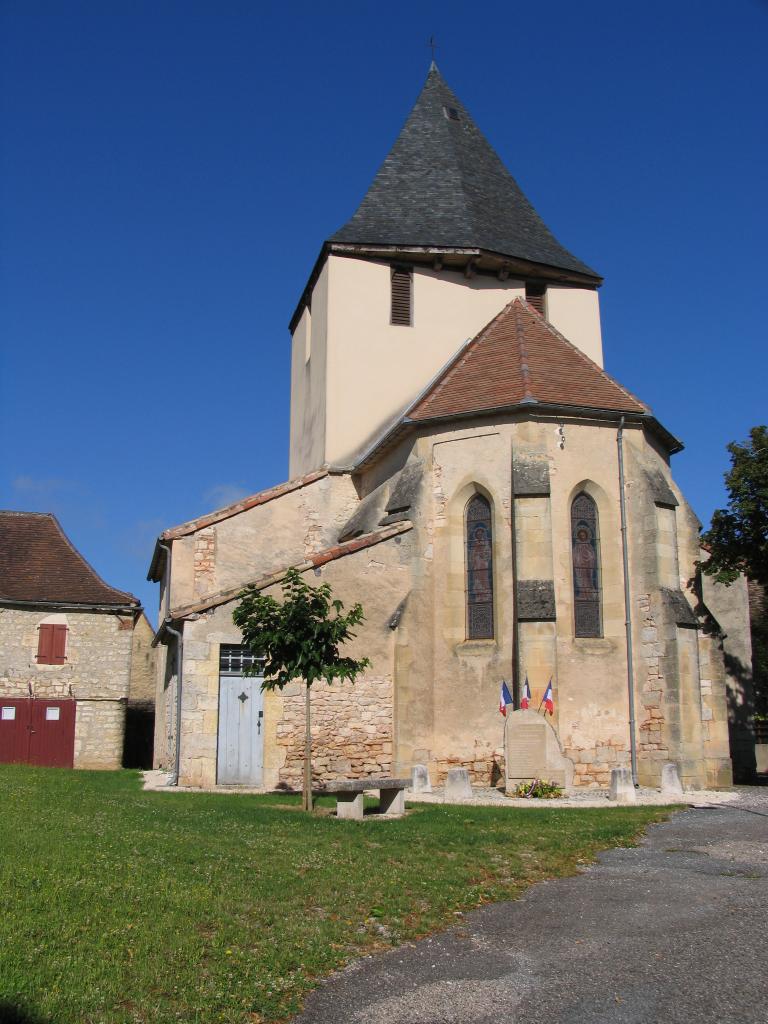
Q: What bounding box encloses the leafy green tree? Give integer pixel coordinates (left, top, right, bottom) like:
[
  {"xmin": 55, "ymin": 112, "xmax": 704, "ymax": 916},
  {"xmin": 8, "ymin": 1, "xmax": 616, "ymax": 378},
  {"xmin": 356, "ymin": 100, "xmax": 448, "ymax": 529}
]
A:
[
  {"xmin": 233, "ymin": 568, "xmax": 370, "ymax": 811},
  {"xmin": 700, "ymin": 425, "xmax": 768, "ymax": 588}
]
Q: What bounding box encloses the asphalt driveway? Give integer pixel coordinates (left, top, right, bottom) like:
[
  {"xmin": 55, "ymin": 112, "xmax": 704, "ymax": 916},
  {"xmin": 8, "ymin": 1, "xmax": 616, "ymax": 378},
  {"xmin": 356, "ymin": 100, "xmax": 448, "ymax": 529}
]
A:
[{"xmin": 294, "ymin": 790, "xmax": 768, "ymax": 1024}]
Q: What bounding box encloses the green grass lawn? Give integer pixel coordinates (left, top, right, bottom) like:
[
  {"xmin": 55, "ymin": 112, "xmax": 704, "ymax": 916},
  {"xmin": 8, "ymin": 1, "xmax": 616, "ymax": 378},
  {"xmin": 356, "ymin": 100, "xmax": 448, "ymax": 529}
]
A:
[{"xmin": 0, "ymin": 767, "xmax": 669, "ymax": 1024}]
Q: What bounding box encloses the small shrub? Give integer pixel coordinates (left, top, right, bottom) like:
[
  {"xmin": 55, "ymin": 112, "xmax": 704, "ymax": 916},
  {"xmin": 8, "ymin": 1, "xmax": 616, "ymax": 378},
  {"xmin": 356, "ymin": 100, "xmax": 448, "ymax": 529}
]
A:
[{"xmin": 513, "ymin": 779, "xmax": 563, "ymax": 799}]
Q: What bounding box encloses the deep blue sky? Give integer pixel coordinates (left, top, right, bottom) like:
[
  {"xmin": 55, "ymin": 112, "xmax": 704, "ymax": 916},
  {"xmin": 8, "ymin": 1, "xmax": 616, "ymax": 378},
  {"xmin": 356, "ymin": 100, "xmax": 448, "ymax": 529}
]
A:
[{"xmin": 1, "ymin": 1, "xmax": 766, "ymax": 622}]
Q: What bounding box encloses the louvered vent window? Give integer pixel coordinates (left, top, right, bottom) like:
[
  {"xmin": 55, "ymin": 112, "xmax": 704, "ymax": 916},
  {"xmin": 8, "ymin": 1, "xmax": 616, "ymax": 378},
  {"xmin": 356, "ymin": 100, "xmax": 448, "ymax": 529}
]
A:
[
  {"xmin": 526, "ymin": 283, "xmax": 547, "ymax": 317},
  {"xmin": 391, "ymin": 267, "xmax": 413, "ymax": 326}
]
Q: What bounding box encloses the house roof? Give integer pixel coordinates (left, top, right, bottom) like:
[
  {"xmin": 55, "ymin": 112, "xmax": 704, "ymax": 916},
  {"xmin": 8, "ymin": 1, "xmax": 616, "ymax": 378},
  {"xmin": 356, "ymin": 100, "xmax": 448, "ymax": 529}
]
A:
[
  {"xmin": 0, "ymin": 511, "xmax": 139, "ymax": 608},
  {"xmin": 409, "ymin": 298, "xmax": 648, "ymax": 421},
  {"xmin": 330, "ymin": 65, "xmax": 599, "ymax": 281}
]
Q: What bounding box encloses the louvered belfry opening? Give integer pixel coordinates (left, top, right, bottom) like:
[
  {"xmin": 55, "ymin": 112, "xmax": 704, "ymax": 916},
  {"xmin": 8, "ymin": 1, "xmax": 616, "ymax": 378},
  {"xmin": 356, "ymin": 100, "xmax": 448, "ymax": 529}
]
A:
[
  {"xmin": 391, "ymin": 266, "xmax": 413, "ymax": 326},
  {"xmin": 525, "ymin": 282, "xmax": 546, "ymax": 317}
]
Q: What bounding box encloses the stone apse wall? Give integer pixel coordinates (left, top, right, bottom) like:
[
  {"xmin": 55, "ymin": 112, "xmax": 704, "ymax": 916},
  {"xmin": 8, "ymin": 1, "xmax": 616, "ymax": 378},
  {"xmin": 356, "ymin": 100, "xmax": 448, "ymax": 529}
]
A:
[{"xmin": 163, "ymin": 416, "xmax": 736, "ymax": 791}]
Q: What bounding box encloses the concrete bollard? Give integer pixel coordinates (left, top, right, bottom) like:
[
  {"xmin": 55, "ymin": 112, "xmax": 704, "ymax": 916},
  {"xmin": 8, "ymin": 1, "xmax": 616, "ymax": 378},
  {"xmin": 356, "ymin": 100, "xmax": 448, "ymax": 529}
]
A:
[
  {"xmin": 444, "ymin": 767, "xmax": 473, "ymax": 801},
  {"xmin": 609, "ymin": 767, "xmax": 636, "ymax": 804},
  {"xmin": 410, "ymin": 763, "xmax": 432, "ymax": 793},
  {"xmin": 661, "ymin": 762, "xmax": 684, "ymax": 798}
]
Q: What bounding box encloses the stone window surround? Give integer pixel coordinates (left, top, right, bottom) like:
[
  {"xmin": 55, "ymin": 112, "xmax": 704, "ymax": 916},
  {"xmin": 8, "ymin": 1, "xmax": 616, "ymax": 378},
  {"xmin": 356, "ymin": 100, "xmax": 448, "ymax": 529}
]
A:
[
  {"xmin": 465, "ymin": 492, "xmax": 495, "ymax": 640},
  {"xmin": 569, "ymin": 485, "xmax": 604, "ymax": 639}
]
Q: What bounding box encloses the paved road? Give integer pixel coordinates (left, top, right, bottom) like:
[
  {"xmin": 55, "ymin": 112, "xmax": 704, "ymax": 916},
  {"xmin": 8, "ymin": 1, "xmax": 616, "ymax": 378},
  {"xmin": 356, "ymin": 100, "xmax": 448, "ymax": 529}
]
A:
[{"xmin": 295, "ymin": 791, "xmax": 768, "ymax": 1024}]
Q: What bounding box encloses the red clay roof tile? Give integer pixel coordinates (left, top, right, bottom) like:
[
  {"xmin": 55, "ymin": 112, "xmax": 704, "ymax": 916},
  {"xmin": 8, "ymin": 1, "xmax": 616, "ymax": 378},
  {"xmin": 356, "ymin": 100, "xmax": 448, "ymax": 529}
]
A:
[
  {"xmin": 0, "ymin": 511, "xmax": 138, "ymax": 607},
  {"xmin": 409, "ymin": 298, "xmax": 648, "ymax": 421}
]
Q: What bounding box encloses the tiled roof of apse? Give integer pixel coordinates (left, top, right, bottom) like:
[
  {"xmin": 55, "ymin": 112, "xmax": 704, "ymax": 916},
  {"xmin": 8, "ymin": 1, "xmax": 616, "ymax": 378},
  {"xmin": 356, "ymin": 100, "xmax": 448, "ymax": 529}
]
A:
[
  {"xmin": 331, "ymin": 65, "xmax": 599, "ymax": 280},
  {"xmin": 0, "ymin": 511, "xmax": 138, "ymax": 607},
  {"xmin": 410, "ymin": 298, "xmax": 648, "ymax": 421}
]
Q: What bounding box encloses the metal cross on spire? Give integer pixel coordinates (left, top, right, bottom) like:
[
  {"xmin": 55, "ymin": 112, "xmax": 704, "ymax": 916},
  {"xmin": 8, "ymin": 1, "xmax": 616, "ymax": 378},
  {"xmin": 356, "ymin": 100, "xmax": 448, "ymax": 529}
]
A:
[{"xmin": 428, "ymin": 35, "xmax": 437, "ymax": 65}]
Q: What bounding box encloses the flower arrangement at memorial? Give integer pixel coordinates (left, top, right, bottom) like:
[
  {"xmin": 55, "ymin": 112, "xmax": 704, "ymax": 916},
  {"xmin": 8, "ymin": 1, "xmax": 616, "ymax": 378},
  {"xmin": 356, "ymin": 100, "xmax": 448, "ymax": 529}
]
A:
[{"xmin": 512, "ymin": 779, "xmax": 563, "ymax": 799}]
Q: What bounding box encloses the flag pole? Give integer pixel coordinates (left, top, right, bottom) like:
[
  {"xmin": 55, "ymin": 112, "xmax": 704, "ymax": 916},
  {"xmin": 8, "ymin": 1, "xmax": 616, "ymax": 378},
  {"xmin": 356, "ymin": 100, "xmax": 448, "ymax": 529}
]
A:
[
  {"xmin": 538, "ymin": 679, "xmax": 553, "ymax": 716},
  {"xmin": 502, "ymin": 678, "xmax": 509, "ymax": 745},
  {"xmin": 501, "ymin": 679, "xmax": 510, "ymax": 788}
]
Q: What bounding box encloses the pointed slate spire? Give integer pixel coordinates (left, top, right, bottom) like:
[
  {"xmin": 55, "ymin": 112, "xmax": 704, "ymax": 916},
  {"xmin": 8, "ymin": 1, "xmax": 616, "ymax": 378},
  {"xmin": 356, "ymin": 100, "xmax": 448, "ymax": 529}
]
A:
[{"xmin": 331, "ymin": 66, "xmax": 598, "ymax": 280}]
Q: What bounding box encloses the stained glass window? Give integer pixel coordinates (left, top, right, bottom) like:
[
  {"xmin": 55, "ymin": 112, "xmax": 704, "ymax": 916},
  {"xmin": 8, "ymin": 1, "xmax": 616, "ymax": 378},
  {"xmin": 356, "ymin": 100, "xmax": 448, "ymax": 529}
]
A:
[
  {"xmin": 571, "ymin": 492, "xmax": 602, "ymax": 638},
  {"xmin": 466, "ymin": 494, "xmax": 494, "ymax": 639}
]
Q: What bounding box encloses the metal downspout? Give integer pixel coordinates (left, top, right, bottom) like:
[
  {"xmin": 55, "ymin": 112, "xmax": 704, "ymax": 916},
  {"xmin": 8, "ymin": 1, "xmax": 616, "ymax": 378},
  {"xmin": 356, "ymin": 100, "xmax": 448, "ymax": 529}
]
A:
[
  {"xmin": 509, "ymin": 458, "xmax": 522, "ymax": 709},
  {"xmin": 617, "ymin": 418, "xmax": 639, "ymax": 785},
  {"xmin": 159, "ymin": 542, "xmax": 184, "ymax": 787}
]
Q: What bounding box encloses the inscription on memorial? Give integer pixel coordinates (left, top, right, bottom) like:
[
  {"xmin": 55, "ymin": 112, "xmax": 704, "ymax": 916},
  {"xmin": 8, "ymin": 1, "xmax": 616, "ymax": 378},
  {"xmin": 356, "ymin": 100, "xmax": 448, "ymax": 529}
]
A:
[
  {"xmin": 505, "ymin": 709, "xmax": 574, "ymax": 790},
  {"xmin": 511, "ymin": 723, "xmax": 547, "ymax": 775}
]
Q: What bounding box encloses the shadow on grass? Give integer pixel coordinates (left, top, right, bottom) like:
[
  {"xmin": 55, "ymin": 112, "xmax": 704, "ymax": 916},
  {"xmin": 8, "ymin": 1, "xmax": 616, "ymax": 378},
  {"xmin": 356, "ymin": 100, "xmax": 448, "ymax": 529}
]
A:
[{"xmin": 0, "ymin": 1003, "xmax": 51, "ymax": 1024}]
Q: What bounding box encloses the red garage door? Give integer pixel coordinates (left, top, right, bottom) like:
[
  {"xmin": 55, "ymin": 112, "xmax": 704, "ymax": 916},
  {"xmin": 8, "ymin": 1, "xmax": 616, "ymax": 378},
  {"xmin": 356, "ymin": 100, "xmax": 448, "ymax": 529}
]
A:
[{"xmin": 0, "ymin": 699, "xmax": 76, "ymax": 768}]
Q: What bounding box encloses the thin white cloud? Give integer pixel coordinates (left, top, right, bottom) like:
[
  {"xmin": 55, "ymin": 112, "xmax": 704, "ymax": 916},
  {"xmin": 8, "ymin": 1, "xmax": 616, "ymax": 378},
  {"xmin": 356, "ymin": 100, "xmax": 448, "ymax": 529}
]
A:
[
  {"xmin": 120, "ymin": 518, "xmax": 166, "ymax": 563},
  {"xmin": 12, "ymin": 476, "xmax": 78, "ymax": 497},
  {"xmin": 203, "ymin": 483, "xmax": 251, "ymax": 510}
]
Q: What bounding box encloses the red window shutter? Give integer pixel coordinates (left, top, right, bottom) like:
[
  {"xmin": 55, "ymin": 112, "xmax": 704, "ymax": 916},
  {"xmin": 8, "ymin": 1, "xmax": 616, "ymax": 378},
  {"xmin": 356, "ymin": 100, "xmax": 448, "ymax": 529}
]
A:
[
  {"xmin": 37, "ymin": 624, "xmax": 54, "ymax": 663},
  {"xmin": 51, "ymin": 625, "xmax": 68, "ymax": 664}
]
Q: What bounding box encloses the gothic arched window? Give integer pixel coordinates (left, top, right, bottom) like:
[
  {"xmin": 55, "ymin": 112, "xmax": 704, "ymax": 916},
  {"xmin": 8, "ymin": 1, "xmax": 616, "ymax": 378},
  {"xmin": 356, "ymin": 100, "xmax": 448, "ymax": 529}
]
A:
[
  {"xmin": 571, "ymin": 492, "xmax": 602, "ymax": 637},
  {"xmin": 466, "ymin": 494, "xmax": 494, "ymax": 639}
]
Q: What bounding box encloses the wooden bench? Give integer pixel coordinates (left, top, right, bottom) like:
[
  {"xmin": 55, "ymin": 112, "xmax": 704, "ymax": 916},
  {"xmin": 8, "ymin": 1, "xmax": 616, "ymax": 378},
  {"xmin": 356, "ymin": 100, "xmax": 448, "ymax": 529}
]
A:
[{"xmin": 320, "ymin": 777, "xmax": 411, "ymax": 820}]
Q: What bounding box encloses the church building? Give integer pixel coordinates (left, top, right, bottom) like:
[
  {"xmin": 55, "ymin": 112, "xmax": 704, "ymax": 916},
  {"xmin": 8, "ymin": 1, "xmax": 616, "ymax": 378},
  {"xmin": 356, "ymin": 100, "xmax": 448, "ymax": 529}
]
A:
[{"xmin": 149, "ymin": 66, "xmax": 751, "ymax": 792}]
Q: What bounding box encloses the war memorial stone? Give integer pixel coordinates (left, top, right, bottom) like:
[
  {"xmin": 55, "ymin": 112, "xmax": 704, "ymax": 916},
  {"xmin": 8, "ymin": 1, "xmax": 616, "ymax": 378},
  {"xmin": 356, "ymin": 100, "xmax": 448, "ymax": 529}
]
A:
[{"xmin": 505, "ymin": 709, "xmax": 574, "ymax": 790}]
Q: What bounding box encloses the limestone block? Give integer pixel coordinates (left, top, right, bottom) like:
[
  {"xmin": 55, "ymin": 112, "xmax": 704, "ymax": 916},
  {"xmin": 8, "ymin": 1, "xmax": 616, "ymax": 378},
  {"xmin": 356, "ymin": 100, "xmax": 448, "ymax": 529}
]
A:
[
  {"xmin": 444, "ymin": 768, "xmax": 472, "ymax": 801},
  {"xmin": 660, "ymin": 762, "xmax": 684, "ymax": 797},
  {"xmin": 609, "ymin": 768, "xmax": 636, "ymax": 803},
  {"xmin": 410, "ymin": 763, "xmax": 432, "ymax": 793}
]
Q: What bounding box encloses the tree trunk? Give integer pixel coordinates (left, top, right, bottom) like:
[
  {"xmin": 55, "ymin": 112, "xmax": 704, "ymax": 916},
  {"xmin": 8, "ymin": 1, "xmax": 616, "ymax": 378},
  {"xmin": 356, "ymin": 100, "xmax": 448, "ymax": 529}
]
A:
[{"xmin": 303, "ymin": 681, "xmax": 313, "ymax": 812}]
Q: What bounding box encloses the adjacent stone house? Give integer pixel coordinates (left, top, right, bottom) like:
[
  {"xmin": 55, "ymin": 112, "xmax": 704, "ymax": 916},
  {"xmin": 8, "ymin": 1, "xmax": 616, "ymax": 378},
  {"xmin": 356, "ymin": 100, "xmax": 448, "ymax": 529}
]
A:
[
  {"xmin": 149, "ymin": 66, "xmax": 752, "ymax": 792},
  {"xmin": 0, "ymin": 510, "xmax": 152, "ymax": 769}
]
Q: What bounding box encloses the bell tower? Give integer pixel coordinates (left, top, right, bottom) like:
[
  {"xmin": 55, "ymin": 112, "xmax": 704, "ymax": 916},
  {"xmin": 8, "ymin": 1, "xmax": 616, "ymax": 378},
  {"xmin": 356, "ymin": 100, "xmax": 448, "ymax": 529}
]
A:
[{"xmin": 288, "ymin": 66, "xmax": 603, "ymax": 478}]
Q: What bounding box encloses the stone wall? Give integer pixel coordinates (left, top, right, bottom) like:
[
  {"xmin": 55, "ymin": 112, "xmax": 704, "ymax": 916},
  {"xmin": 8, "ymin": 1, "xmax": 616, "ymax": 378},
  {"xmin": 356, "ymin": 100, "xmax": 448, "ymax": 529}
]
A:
[
  {"xmin": 701, "ymin": 571, "xmax": 755, "ymax": 781},
  {"xmin": 74, "ymin": 699, "xmax": 126, "ymax": 769},
  {"xmin": 433, "ymin": 746, "xmax": 505, "ymax": 787},
  {"xmin": 274, "ymin": 677, "xmax": 393, "ymax": 789},
  {"xmin": 168, "ymin": 473, "xmax": 360, "ymax": 612},
  {"xmin": 129, "ymin": 612, "xmax": 156, "ymax": 705},
  {"xmin": 636, "ymin": 592, "xmax": 670, "ymax": 766},
  {"xmin": 0, "ymin": 606, "xmax": 133, "ymax": 769}
]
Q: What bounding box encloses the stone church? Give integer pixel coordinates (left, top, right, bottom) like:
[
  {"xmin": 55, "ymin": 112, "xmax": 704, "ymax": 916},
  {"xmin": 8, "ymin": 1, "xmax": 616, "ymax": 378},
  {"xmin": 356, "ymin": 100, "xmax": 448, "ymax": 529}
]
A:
[{"xmin": 150, "ymin": 66, "xmax": 752, "ymax": 792}]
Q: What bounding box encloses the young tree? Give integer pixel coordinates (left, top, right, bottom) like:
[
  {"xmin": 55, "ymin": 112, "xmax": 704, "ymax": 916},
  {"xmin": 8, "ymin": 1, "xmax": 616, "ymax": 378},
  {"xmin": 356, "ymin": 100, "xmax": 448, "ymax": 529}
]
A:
[
  {"xmin": 233, "ymin": 568, "xmax": 370, "ymax": 811},
  {"xmin": 700, "ymin": 425, "xmax": 768, "ymax": 587}
]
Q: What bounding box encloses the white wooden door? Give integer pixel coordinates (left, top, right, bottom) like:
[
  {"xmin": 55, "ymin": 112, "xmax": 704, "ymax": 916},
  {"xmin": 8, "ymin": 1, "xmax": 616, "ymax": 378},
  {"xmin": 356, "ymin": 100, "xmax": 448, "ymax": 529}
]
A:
[{"xmin": 216, "ymin": 645, "xmax": 264, "ymax": 786}]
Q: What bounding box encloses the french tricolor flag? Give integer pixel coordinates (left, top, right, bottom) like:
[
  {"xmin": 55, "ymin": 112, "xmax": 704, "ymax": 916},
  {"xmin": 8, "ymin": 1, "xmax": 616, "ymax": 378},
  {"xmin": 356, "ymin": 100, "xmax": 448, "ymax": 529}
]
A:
[
  {"xmin": 499, "ymin": 680, "xmax": 513, "ymax": 717},
  {"xmin": 520, "ymin": 676, "xmax": 531, "ymax": 710},
  {"xmin": 542, "ymin": 679, "xmax": 554, "ymax": 715}
]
